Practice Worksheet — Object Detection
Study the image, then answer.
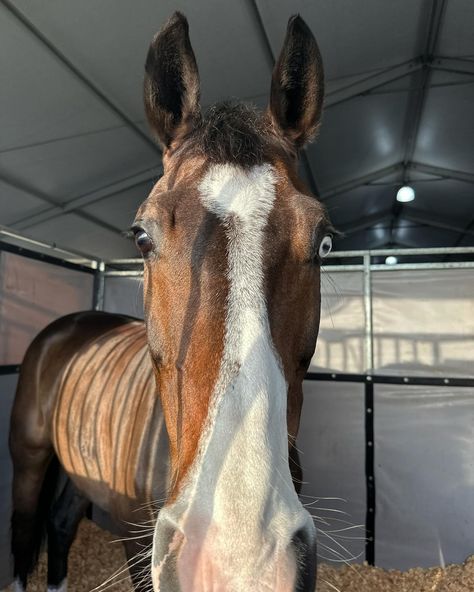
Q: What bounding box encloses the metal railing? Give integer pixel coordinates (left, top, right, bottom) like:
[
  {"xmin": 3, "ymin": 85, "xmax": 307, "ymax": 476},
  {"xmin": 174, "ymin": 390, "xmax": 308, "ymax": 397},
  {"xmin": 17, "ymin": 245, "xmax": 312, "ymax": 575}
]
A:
[
  {"xmin": 104, "ymin": 245, "xmax": 474, "ymax": 372},
  {"xmin": 1, "ymin": 227, "xmax": 473, "ymax": 372}
]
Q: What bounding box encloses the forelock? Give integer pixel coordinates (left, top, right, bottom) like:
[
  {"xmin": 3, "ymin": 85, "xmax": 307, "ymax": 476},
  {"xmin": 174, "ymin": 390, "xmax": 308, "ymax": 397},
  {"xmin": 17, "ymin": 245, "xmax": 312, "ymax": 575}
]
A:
[{"xmin": 186, "ymin": 101, "xmax": 279, "ymax": 168}]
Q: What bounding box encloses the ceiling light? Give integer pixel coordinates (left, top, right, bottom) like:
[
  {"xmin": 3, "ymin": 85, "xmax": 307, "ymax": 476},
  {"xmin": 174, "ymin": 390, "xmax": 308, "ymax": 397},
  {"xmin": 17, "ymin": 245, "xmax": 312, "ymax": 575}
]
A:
[
  {"xmin": 385, "ymin": 255, "xmax": 398, "ymax": 265},
  {"xmin": 396, "ymin": 185, "xmax": 415, "ymax": 203}
]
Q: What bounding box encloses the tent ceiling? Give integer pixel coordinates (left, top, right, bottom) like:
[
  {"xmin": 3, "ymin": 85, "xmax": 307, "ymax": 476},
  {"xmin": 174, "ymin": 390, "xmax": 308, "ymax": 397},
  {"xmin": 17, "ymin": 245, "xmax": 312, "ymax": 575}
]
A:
[{"xmin": 0, "ymin": 0, "xmax": 473, "ymax": 258}]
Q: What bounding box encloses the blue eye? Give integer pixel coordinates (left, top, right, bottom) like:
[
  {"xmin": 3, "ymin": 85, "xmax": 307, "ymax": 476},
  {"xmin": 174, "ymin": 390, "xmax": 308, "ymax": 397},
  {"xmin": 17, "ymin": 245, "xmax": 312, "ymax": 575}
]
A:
[{"xmin": 319, "ymin": 235, "xmax": 332, "ymax": 258}]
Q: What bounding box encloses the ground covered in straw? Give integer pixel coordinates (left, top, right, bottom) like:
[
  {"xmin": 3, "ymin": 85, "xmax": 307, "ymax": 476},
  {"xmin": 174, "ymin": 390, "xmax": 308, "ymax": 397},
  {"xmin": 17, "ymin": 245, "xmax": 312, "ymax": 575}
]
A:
[{"xmin": 8, "ymin": 519, "xmax": 474, "ymax": 592}]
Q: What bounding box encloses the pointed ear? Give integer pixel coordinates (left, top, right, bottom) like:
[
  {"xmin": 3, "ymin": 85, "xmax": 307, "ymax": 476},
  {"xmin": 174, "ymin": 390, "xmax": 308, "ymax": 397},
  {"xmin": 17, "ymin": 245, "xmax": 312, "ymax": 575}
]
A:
[
  {"xmin": 269, "ymin": 15, "xmax": 324, "ymax": 150},
  {"xmin": 144, "ymin": 12, "xmax": 201, "ymax": 149}
]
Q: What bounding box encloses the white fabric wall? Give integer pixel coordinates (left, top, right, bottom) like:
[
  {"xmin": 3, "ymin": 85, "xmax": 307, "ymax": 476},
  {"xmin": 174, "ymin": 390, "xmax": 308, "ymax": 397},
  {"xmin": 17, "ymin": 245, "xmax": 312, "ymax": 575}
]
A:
[
  {"xmin": 311, "ymin": 271, "xmax": 366, "ymax": 374},
  {"xmin": 0, "ymin": 374, "xmax": 18, "ymax": 588},
  {"xmin": 102, "ymin": 270, "xmax": 474, "ymax": 570},
  {"xmin": 375, "ymin": 383, "xmax": 474, "ymax": 569},
  {"xmin": 372, "ymin": 269, "xmax": 474, "ymax": 377},
  {"xmin": 299, "ymin": 380, "xmax": 366, "ymax": 564},
  {"xmin": 103, "ymin": 276, "xmax": 143, "ymax": 318},
  {"xmin": 0, "ymin": 252, "xmax": 95, "ymax": 586},
  {"xmin": 0, "ymin": 252, "xmax": 94, "ymax": 364},
  {"xmin": 312, "ymin": 267, "xmax": 474, "ymax": 378}
]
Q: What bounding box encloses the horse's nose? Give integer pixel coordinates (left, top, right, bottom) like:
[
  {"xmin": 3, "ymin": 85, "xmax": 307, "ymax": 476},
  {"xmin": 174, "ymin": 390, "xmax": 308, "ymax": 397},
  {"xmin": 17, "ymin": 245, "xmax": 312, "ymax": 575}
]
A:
[
  {"xmin": 152, "ymin": 513, "xmax": 317, "ymax": 592},
  {"xmin": 292, "ymin": 526, "xmax": 317, "ymax": 592}
]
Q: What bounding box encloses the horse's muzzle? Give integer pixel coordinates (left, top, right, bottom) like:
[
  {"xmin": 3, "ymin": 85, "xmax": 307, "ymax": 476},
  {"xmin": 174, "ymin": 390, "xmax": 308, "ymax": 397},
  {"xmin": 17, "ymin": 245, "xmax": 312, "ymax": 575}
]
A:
[{"xmin": 152, "ymin": 509, "xmax": 317, "ymax": 592}]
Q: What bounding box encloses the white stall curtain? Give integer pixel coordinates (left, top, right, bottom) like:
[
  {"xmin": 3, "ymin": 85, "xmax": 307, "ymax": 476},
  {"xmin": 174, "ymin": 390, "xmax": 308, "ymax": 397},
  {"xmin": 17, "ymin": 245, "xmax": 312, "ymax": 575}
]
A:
[
  {"xmin": 101, "ymin": 271, "xmax": 474, "ymax": 570},
  {"xmin": 0, "ymin": 252, "xmax": 94, "ymax": 365},
  {"xmin": 311, "ymin": 268, "xmax": 474, "ymax": 378}
]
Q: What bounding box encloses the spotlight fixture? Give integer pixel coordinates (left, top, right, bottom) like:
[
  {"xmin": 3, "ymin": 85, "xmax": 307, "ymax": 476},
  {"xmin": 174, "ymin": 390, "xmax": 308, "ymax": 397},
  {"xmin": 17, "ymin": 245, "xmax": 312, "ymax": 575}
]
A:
[
  {"xmin": 385, "ymin": 255, "xmax": 398, "ymax": 265},
  {"xmin": 396, "ymin": 185, "xmax": 415, "ymax": 203}
]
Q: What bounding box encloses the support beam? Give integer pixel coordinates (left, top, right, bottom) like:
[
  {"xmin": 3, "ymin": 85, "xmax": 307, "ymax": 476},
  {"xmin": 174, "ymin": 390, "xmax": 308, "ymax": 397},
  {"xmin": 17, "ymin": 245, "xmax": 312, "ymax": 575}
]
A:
[
  {"xmin": 453, "ymin": 217, "xmax": 474, "ymax": 247},
  {"xmin": 390, "ymin": 0, "xmax": 448, "ymax": 244},
  {"xmin": 403, "ymin": 208, "xmax": 474, "ymax": 237},
  {"xmin": 322, "ymin": 163, "xmax": 403, "ymax": 201},
  {"xmin": 409, "ymin": 162, "xmax": 474, "ymax": 184},
  {"xmin": 338, "ymin": 211, "xmax": 393, "ymax": 236},
  {"xmin": 0, "ymin": 224, "xmax": 98, "ymax": 263},
  {"xmin": 12, "ymin": 167, "xmax": 160, "ymax": 230},
  {"xmin": 332, "ymin": 232, "xmax": 412, "ymax": 251},
  {"xmin": 0, "ymin": 0, "xmax": 161, "ymax": 156},
  {"xmin": 336, "ymin": 207, "xmax": 474, "ymax": 240},
  {"xmin": 431, "ymin": 56, "xmax": 474, "ymax": 77},
  {"xmin": 402, "ymin": 1, "xmax": 448, "ymax": 168},
  {"xmin": 0, "ymin": 170, "xmax": 124, "ymax": 236},
  {"xmin": 325, "ymin": 60, "xmax": 422, "ymax": 108},
  {"xmin": 316, "ymin": 160, "xmax": 472, "ymax": 204}
]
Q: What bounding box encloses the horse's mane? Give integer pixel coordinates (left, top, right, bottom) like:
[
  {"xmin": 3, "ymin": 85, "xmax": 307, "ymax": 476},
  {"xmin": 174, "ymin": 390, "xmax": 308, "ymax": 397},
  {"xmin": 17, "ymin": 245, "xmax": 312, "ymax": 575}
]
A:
[{"xmin": 187, "ymin": 101, "xmax": 278, "ymax": 169}]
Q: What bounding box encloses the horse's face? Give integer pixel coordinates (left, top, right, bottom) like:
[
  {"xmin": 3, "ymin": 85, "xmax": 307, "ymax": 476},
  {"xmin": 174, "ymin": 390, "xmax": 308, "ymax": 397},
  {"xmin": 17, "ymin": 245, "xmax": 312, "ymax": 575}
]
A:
[{"xmin": 134, "ymin": 12, "xmax": 331, "ymax": 592}]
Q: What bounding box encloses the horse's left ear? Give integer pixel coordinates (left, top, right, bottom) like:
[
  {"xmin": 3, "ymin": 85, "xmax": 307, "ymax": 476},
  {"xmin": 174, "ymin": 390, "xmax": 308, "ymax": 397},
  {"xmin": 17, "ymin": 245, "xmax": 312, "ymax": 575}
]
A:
[
  {"xmin": 268, "ymin": 15, "xmax": 324, "ymax": 150},
  {"xmin": 144, "ymin": 12, "xmax": 201, "ymax": 149}
]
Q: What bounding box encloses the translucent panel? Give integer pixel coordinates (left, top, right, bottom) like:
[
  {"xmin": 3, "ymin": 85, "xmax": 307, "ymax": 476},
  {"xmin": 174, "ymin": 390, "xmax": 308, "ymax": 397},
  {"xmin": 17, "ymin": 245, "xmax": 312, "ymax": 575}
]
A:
[
  {"xmin": 311, "ymin": 271, "xmax": 366, "ymax": 373},
  {"xmin": 0, "ymin": 373, "xmax": 18, "ymax": 587},
  {"xmin": 372, "ymin": 269, "xmax": 474, "ymax": 376},
  {"xmin": 300, "ymin": 380, "xmax": 366, "ymax": 564},
  {"xmin": 103, "ymin": 276, "xmax": 144, "ymax": 318},
  {"xmin": 375, "ymin": 384, "xmax": 474, "ymax": 569},
  {"xmin": 0, "ymin": 252, "xmax": 94, "ymax": 364}
]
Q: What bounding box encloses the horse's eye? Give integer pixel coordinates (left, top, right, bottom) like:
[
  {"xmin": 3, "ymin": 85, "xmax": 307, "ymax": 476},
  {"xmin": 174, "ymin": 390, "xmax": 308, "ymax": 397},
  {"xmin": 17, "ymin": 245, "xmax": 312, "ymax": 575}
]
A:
[
  {"xmin": 319, "ymin": 235, "xmax": 332, "ymax": 258},
  {"xmin": 133, "ymin": 228, "xmax": 153, "ymax": 257}
]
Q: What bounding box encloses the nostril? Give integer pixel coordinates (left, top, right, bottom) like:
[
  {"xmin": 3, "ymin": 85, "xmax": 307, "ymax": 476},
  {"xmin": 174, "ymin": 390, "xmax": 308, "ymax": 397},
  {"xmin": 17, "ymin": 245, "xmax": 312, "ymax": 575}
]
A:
[{"xmin": 292, "ymin": 527, "xmax": 317, "ymax": 592}]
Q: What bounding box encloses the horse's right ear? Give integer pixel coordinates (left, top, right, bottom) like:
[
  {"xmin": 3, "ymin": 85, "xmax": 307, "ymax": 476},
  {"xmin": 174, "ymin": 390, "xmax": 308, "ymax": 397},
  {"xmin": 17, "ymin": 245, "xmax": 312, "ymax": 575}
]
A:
[{"xmin": 144, "ymin": 12, "xmax": 201, "ymax": 149}]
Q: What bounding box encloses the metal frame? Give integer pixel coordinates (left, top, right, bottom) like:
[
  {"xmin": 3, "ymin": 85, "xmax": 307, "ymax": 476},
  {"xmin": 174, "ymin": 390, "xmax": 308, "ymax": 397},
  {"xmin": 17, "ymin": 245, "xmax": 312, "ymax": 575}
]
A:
[
  {"xmin": 0, "ymin": 365, "xmax": 20, "ymax": 375},
  {"xmin": 0, "ymin": 227, "xmax": 102, "ymax": 369},
  {"xmin": 93, "ymin": 261, "xmax": 106, "ymax": 311},
  {"xmin": 0, "ymin": 225, "xmax": 99, "ymax": 270},
  {"xmin": 104, "ymin": 245, "xmax": 474, "ymax": 377}
]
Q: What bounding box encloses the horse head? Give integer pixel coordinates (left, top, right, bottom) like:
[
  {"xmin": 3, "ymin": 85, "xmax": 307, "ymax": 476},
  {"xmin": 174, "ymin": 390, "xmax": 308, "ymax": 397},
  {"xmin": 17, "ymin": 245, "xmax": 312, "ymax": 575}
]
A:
[{"xmin": 134, "ymin": 12, "xmax": 332, "ymax": 591}]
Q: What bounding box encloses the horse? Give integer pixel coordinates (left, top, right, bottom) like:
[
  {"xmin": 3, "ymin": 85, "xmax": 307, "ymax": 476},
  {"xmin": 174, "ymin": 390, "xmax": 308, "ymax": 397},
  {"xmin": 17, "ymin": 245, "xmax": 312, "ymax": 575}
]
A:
[{"xmin": 10, "ymin": 11, "xmax": 333, "ymax": 592}]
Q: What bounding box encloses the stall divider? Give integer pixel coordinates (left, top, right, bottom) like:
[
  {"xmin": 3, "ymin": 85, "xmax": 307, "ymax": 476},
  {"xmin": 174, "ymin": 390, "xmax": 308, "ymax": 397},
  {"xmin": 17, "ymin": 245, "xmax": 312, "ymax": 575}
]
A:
[{"xmin": 305, "ymin": 371, "xmax": 474, "ymax": 565}]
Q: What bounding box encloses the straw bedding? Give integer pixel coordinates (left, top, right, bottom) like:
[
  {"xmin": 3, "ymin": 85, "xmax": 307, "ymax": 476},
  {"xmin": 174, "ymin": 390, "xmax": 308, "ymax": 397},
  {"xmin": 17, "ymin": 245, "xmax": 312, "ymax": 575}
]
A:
[{"xmin": 10, "ymin": 519, "xmax": 474, "ymax": 592}]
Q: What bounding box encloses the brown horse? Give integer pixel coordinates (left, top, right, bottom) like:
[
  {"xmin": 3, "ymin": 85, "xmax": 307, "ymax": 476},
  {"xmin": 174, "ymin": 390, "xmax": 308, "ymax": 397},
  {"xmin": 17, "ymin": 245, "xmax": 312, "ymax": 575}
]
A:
[{"xmin": 10, "ymin": 12, "xmax": 333, "ymax": 592}]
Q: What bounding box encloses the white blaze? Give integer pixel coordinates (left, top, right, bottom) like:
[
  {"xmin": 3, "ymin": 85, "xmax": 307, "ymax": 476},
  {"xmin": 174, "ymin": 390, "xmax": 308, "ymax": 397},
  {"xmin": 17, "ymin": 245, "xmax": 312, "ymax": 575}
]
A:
[
  {"xmin": 47, "ymin": 580, "xmax": 67, "ymax": 592},
  {"xmin": 153, "ymin": 163, "xmax": 312, "ymax": 591},
  {"xmin": 13, "ymin": 579, "xmax": 25, "ymax": 592},
  {"xmin": 157, "ymin": 164, "xmax": 307, "ymax": 590}
]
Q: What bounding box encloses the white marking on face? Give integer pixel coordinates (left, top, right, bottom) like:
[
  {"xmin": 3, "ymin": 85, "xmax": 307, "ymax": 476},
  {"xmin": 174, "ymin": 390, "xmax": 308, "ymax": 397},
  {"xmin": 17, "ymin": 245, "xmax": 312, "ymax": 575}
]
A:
[
  {"xmin": 13, "ymin": 579, "xmax": 25, "ymax": 592},
  {"xmin": 153, "ymin": 164, "xmax": 314, "ymax": 591},
  {"xmin": 47, "ymin": 580, "xmax": 67, "ymax": 592}
]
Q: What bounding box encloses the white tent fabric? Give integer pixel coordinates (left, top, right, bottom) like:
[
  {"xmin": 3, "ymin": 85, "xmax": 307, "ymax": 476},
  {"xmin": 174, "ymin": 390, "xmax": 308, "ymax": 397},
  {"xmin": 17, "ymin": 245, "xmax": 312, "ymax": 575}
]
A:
[
  {"xmin": 311, "ymin": 267, "xmax": 474, "ymax": 377},
  {"xmin": 0, "ymin": 374, "xmax": 17, "ymax": 587},
  {"xmin": 298, "ymin": 380, "xmax": 367, "ymax": 565},
  {"xmin": 375, "ymin": 383, "xmax": 474, "ymax": 569},
  {"xmin": 0, "ymin": 252, "xmax": 94, "ymax": 364},
  {"xmin": 311, "ymin": 271, "xmax": 366, "ymax": 374},
  {"xmin": 0, "ymin": 0, "xmax": 473, "ymax": 257},
  {"xmin": 372, "ymin": 269, "xmax": 474, "ymax": 376}
]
